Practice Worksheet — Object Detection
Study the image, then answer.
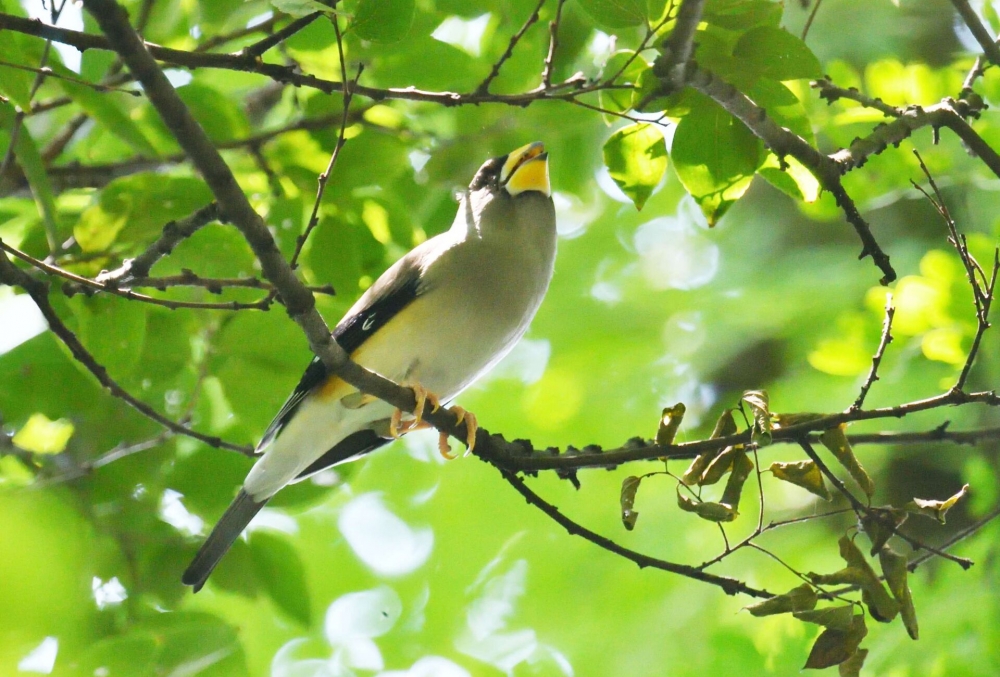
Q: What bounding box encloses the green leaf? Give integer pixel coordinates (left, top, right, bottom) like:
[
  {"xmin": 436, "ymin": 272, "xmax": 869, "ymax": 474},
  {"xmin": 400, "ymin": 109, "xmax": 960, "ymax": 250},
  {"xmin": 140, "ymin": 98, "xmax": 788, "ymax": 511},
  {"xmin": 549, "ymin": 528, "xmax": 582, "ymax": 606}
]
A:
[
  {"xmin": 74, "ymin": 174, "xmax": 214, "ymax": 252},
  {"xmin": 620, "ymin": 475, "xmax": 641, "ymax": 530},
  {"xmin": 11, "ymin": 413, "xmax": 75, "ymax": 455},
  {"xmin": 0, "ymin": 34, "xmax": 35, "ymax": 110},
  {"xmin": 745, "ymin": 583, "xmax": 817, "ymax": 617},
  {"xmin": 703, "ymin": 0, "xmax": 783, "ymax": 30},
  {"xmin": 733, "ymin": 26, "xmax": 824, "ymax": 82},
  {"xmin": 838, "ymin": 648, "xmax": 869, "ymax": 677},
  {"xmin": 271, "ymin": 0, "xmax": 334, "ymax": 17},
  {"xmin": 794, "ymin": 605, "xmax": 855, "ymax": 631},
  {"xmin": 603, "ymin": 122, "xmax": 668, "ymax": 211},
  {"xmin": 671, "ymin": 96, "xmax": 763, "ymax": 225},
  {"xmin": 249, "ymin": 531, "xmax": 312, "ymax": 625},
  {"xmin": 66, "ymin": 295, "xmax": 149, "ymax": 381},
  {"xmin": 576, "ymin": 0, "xmax": 647, "ymax": 28},
  {"xmin": 803, "ymin": 613, "xmax": 867, "ymax": 670},
  {"xmin": 599, "ymin": 51, "xmax": 650, "ymax": 123},
  {"xmin": 177, "ymin": 83, "xmax": 250, "ymax": 144},
  {"xmin": 770, "ymin": 460, "xmax": 832, "ymax": 501},
  {"xmin": 905, "ymin": 484, "xmax": 969, "ymax": 524},
  {"xmin": 820, "ymin": 425, "xmax": 875, "ymax": 497},
  {"xmin": 879, "ymin": 546, "xmax": 918, "ymax": 640},
  {"xmin": 352, "ymin": 0, "xmax": 415, "ymax": 43},
  {"xmin": 742, "ymin": 390, "xmax": 772, "ymax": 446},
  {"xmin": 677, "ymin": 489, "xmax": 737, "ymax": 522},
  {"xmin": 0, "ymin": 102, "xmax": 59, "ymax": 247},
  {"xmin": 59, "ymin": 78, "xmax": 158, "ymax": 157}
]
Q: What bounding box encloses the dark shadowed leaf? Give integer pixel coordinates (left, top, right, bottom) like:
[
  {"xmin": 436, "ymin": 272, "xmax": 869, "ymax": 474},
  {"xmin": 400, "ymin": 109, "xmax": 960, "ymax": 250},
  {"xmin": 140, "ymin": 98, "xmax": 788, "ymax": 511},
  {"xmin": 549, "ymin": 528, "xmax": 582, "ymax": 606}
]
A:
[
  {"xmin": 803, "ymin": 613, "xmax": 867, "ymax": 670},
  {"xmin": 576, "ymin": 0, "xmax": 647, "ymax": 27}
]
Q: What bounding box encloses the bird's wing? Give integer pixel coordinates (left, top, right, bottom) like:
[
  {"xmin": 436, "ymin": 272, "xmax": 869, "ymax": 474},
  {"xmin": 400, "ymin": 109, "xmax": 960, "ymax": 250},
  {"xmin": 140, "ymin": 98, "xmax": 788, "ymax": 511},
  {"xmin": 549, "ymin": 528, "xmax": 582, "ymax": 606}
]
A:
[{"xmin": 256, "ymin": 245, "xmax": 428, "ymax": 453}]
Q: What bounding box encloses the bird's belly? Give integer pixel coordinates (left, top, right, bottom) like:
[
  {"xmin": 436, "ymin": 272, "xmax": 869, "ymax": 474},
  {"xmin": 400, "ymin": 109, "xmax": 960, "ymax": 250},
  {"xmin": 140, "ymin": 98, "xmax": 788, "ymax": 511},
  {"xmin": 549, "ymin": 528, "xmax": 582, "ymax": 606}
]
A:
[{"xmin": 353, "ymin": 282, "xmax": 532, "ymax": 401}]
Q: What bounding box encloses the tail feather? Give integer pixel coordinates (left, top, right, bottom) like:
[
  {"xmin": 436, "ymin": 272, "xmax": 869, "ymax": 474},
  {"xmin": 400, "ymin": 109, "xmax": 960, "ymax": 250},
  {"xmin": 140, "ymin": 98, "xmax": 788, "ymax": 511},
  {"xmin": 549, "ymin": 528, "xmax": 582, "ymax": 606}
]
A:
[{"xmin": 182, "ymin": 489, "xmax": 266, "ymax": 592}]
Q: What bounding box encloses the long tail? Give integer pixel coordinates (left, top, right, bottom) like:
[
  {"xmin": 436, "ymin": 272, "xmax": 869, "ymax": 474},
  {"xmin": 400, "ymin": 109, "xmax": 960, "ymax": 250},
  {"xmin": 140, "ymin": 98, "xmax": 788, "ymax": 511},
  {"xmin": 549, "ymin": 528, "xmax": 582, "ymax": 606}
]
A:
[{"xmin": 182, "ymin": 489, "xmax": 266, "ymax": 592}]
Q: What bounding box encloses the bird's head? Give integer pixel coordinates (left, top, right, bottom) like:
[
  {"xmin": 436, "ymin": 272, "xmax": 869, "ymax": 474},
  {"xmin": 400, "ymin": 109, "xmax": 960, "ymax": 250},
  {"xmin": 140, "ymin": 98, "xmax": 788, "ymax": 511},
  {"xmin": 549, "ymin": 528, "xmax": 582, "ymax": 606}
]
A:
[
  {"xmin": 469, "ymin": 141, "xmax": 551, "ymax": 198},
  {"xmin": 464, "ymin": 142, "xmax": 553, "ymax": 237}
]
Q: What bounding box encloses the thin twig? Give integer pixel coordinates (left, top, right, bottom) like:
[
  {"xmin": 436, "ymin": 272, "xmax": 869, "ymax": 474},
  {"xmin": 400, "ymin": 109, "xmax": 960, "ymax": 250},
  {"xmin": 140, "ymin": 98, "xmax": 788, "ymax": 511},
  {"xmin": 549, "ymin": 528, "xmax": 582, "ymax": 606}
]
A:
[
  {"xmin": 799, "ymin": 440, "xmax": 973, "ymax": 569},
  {"xmin": 475, "ymin": 0, "xmax": 547, "ymax": 95},
  {"xmin": 0, "ymin": 248, "xmax": 253, "ymax": 455},
  {"xmin": 242, "ymin": 11, "xmax": 324, "ymax": 58},
  {"xmin": 852, "ymin": 294, "xmax": 895, "ymax": 411},
  {"xmin": 800, "ymin": 0, "xmax": 824, "ymax": 41},
  {"xmin": 290, "ymin": 17, "xmax": 362, "ymax": 272},
  {"xmin": 540, "ymin": 0, "xmax": 565, "ymax": 88},
  {"xmin": 0, "ymin": 59, "xmax": 140, "ymax": 96},
  {"xmin": 948, "ymin": 0, "xmax": 1000, "ymax": 68},
  {"xmin": 497, "ymin": 467, "xmax": 772, "ymax": 598}
]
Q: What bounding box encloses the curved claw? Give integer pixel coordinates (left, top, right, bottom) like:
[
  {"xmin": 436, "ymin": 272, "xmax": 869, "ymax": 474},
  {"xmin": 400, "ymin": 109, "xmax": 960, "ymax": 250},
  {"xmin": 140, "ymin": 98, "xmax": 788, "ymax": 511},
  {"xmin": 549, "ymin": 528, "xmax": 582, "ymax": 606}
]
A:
[
  {"xmin": 438, "ymin": 406, "xmax": 478, "ymax": 459},
  {"xmin": 391, "ymin": 384, "xmax": 442, "ymax": 438}
]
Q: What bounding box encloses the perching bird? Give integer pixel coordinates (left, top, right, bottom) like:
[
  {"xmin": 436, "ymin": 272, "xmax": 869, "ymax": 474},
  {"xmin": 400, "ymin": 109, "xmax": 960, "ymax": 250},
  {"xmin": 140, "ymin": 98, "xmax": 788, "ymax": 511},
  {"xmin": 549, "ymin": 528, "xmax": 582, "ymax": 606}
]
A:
[{"xmin": 183, "ymin": 142, "xmax": 557, "ymax": 591}]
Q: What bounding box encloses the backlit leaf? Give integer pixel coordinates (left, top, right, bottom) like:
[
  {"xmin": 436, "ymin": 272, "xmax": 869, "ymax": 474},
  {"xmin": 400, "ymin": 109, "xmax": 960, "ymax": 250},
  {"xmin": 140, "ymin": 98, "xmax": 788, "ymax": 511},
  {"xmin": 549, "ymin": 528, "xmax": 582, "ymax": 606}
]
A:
[
  {"xmin": 821, "ymin": 425, "xmax": 875, "ymax": 497},
  {"xmin": 352, "ymin": 0, "xmax": 415, "ymax": 43},
  {"xmin": 770, "ymin": 460, "xmax": 831, "ymax": 500},
  {"xmin": 620, "ymin": 475, "xmax": 641, "ymax": 530},
  {"xmin": 603, "ymin": 123, "xmax": 668, "ymax": 211},
  {"xmin": 906, "ymin": 484, "xmax": 969, "ymax": 524}
]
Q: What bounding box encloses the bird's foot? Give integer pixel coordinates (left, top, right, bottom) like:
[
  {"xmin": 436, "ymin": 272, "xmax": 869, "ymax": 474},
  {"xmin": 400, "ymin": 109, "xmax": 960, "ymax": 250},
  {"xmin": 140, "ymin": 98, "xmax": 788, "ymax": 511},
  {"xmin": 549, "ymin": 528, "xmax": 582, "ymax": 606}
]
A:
[
  {"xmin": 390, "ymin": 384, "xmax": 441, "ymax": 438},
  {"xmin": 439, "ymin": 406, "xmax": 478, "ymax": 459}
]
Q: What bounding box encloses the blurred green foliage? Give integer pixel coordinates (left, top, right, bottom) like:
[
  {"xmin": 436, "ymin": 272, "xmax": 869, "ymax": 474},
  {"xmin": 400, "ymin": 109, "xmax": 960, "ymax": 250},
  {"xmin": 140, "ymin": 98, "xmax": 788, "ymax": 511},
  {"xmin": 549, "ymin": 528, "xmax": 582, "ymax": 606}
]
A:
[{"xmin": 1, "ymin": 0, "xmax": 999, "ymax": 675}]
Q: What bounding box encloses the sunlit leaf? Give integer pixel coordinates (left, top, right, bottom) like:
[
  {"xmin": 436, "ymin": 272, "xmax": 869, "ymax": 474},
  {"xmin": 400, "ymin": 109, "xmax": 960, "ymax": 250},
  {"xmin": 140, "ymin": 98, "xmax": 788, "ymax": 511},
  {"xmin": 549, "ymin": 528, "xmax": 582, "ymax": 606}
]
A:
[
  {"xmin": 655, "ymin": 402, "xmax": 685, "ymax": 446},
  {"xmin": 681, "ymin": 410, "xmax": 737, "ymax": 485},
  {"xmin": 879, "ymin": 546, "xmax": 919, "ymax": 640},
  {"xmin": 906, "ymin": 484, "xmax": 969, "ymax": 524},
  {"xmin": 770, "ymin": 460, "xmax": 832, "ymax": 501},
  {"xmin": 745, "ymin": 583, "xmax": 817, "ymax": 617},
  {"xmin": 0, "ymin": 102, "xmax": 59, "ymax": 246},
  {"xmin": 672, "ymin": 95, "xmax": 763, "ymax": 224},
  {"xmin": 599, "ymin": 51, "xmax": 650, "ymax": 123},
  {"xmin": 603, "ymin": 123, "xmax": 668, "ymax": 211},
  {"xmin": 821, "ymin": 425, "xmax": 875, "ymax": 497},
  {"xmin": 11, "ymin": 413, "xmax": 75, "ymax": 455},
  {"xmin": 620, "ymin": 475, "xmax": 641, "ymax": 530},
  {"xmin": 742, "ymin": 390, "xmax": 772, "ymax": 446}
]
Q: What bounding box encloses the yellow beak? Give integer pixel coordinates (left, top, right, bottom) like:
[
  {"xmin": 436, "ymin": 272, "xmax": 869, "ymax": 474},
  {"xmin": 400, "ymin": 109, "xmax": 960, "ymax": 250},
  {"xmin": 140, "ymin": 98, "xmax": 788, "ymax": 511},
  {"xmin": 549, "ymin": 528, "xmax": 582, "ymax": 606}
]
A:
[{"xmin": 500, "ymin": 142, "xmax": 551, "ymax": 197}]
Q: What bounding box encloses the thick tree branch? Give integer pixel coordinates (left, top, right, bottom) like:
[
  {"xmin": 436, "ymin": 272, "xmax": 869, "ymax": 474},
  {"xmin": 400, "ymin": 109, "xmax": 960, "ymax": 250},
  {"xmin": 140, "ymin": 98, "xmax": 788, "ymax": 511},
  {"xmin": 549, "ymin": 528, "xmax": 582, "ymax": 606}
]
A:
[
  {"xmin": 659, "ymin": 0, "xmax": 705, "ymax": 92},
  {"xmin": 685, "ymin": 65, "xmax": 896, "ymax": 284},
  {"xmin": 948, "ymin": 0, "xmax": 1000, "ymax": 68}
]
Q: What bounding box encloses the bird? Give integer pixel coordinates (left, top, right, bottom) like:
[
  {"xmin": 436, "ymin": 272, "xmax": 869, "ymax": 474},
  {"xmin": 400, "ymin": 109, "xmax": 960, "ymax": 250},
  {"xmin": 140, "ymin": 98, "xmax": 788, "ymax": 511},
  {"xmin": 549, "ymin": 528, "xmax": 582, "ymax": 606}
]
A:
[{"xmin": 183, "ymin": 142, "xmax": 557, "ymax": 591}]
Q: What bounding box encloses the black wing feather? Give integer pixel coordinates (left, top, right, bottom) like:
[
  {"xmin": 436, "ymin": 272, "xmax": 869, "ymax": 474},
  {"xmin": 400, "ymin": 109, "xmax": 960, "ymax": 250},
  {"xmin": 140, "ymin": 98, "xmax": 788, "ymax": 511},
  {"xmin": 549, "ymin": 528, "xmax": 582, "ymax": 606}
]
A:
[
  {"xmin": 294, "ymin": 429, "xmax": 391, "ymax": 479},
  {"xmin": 256, "ymin": 265, "xmax": 422, "ymax": 452}
]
